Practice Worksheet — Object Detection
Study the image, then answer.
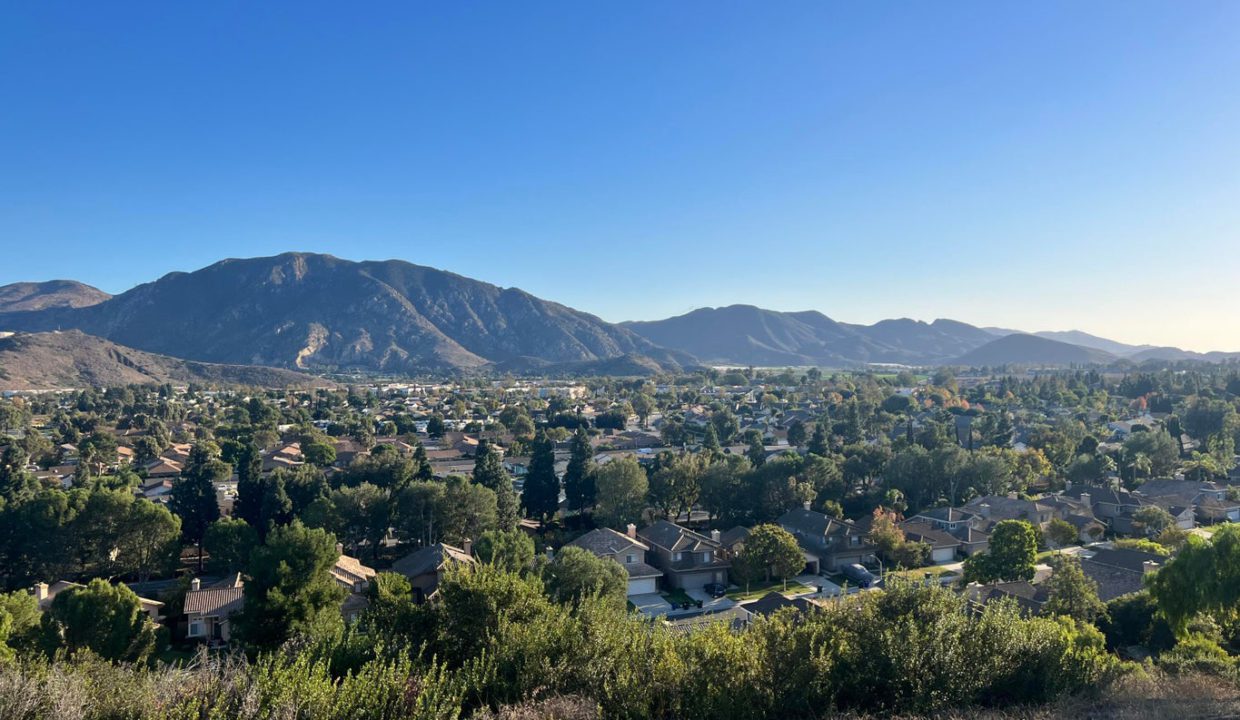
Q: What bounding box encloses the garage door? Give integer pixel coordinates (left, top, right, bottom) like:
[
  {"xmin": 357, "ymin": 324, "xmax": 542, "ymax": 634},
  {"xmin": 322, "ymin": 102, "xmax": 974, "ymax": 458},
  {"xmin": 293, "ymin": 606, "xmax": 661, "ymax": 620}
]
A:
[{"xmin": 628, "ymin": 578, "xmax": 658, "ymax": 596}]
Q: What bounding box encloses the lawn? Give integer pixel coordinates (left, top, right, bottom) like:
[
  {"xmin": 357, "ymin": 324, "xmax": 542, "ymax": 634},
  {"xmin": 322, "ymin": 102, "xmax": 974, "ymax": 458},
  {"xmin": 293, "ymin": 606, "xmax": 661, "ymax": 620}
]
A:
[
  {"xmin": 726, "ymin": 578, "xmax": 816, "ymax": 601},
  {"xmin": 888, "ymin": 564, "xmax": 959, "ymax": 582}
]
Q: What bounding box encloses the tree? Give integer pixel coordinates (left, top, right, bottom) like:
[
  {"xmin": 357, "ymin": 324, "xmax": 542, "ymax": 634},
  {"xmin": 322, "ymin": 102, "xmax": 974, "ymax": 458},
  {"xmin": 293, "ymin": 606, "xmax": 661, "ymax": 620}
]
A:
[
  {"xmin": 867, "ymin": 507, "xmax": 905, "ymax": 557},
  {"xmin": 39, "ymin": 579, "xmax": 161, "ymax": 662},
  {"xmin": 734, "ymin": 524, "xmax": 804, "ymax": 584},
  {"xmin": 594, "ymin": 456, "xmax": 648, "ymax": 529},
  {"xmin": 807, "ymin": 422, "xmax": 830, "ymax": 457},
  {"xmin": 521, "ymin": 432, "xmax": 559, "ymax": 525},
  {"xmin": 473, "ymin": 440, "xmax": 519, "ymax": 531},
  {"xmin": 325, "ymin": 482, "xmax": 390, "ymax": 560},
  {"xmin": 439, "ymin": 476, "xmax": 499, "ymax": 545},
  {"xmin": 1148, "ymin": 524, "xmax": 1240, "ymax": 635},
  {"xmin": 1132, "ymin": 506, "xmax": 1175, "ymax": 538},
  {"xmin": 563, "ymin": 427, "xmax": 596, "ymax": 512},
  {"xmin": 473, "ymin": 529, "xmax": 535, "ymax": 574},
  {"xmin": 236, "ymin": 473, "xmax": 293, "ymax": 542},
  {"xmin": 786, "ymin": 419, "xmax": 807, "ymax": 448},
  {"xmin": 745, "ymin": 430, "xmax": 767, "ymax": 468},
  {"xmin": 1043, "ymin": 555, "xmax": 1106, "ymax": 623},
  {"xmin": 631, "ymin": 394, "xmax": 656, "ymax": 428},
  {"xmin": 303, "ymin": 441, "xmax": 337, "ymax": 468},
  {"xmin": 963, "ymin": 520, "xmax": 1038, "ymax": 584},
  {"xmin": 238, "ymin": 521, "xmax": 346, "ymax": 649},
  {"xmin": 0, "ymin": 590, "xmax": 41, "ymax": 657},
  {"xmin": 203, "ymin": 518, "xmax": 258, "ymax": 575},
  {"xmin": 702, "ymin": 423, "xmax": 722, "ymax": 453},
  {"xmin": 542, "ymin": 545, "xmax": 627, "ymax": 609},
  {"xmin": 1045, "ymin": 518, "xmax": 1078, "ymax": 550},
  {"xmin": 117, "ymin": 497, "xmax": 181, "ymax": 582},
  {"xmin": 170, "ymin": 442, "xmax": 229, "ymax": 571}
]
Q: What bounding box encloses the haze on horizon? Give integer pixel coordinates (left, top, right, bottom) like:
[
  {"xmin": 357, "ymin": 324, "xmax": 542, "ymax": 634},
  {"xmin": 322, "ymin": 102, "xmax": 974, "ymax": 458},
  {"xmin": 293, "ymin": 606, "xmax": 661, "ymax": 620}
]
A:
[{"xmin": 3, "ymin": 2, "xmax": 1238, "ymax": 352}]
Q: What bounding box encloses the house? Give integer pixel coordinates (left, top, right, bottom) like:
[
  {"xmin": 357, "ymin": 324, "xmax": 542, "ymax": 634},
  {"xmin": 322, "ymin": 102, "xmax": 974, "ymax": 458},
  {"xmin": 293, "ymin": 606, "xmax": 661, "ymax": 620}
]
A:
[
  {"xmin": 899, "ymin": 520, "xmax": 963, "ymax": 564},
  {"xmin": 331, "ymin": 550, "xmax": 377, "ymax": 622},
  {"xmin": 144, "ymin": 458, "xmax": 183, "ymax": 480},
  {"xmin": 1079, "ymin": 548, "xmax": 1163, "ymax": 602},
  {"xmin": 637, "ymin": 520, "xmax": 731, "ymax": 590},
  {"xmin": 716, "ymin": 526, "xmax": 751, "ymax": 558},
  {"xmin": 741, "ymin": 591, "xmax": 822, "ymax": 619},
  {"xmin": 962, "ymin": 495, "xmax": 1056, "ymax": 529},
  {"xmin": 34, "ymin": 580, "xmax": 164, "ymax": 622},
  {"xmin": 185, "ymin": 574, "xmax": 245, "ymax": 643},
  {"xmin": 907, "ymin": 507, "xmax": 990, "ymax": 556},
  {"xmin": 1136, "ymin": 479, "xmax": 1236, "ymax": 525},
  {"xmin": 566, "ymin": 526, "xmax": 664, "ymax": 596},
  {"xmin": 777, "ymin": 504, "xmax": 874, "ymax": 572},
  {"xmin": 965, "ymin": 581, "xmax": 1048, "ymax": 616},
  {"xmin": 390, "ymin": 541, "xmax": 476, "ymax": 602},
  {"xmin": 1060, "ymin": 486, "xmax": 1143, "ymax": 527}
]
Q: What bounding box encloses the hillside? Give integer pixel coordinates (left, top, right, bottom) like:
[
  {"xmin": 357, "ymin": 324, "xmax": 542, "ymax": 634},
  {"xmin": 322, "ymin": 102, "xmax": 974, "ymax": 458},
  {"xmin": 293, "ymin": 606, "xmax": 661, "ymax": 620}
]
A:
[
  {"xmin": 0, "ymin": 330, "xmax": 328, "ymax": 390},
  {"xmin": 623, "ymin": 306, "xmax": 997, "ymax": 366},
  {"xmin": 0, "ymin": 253, "xmax": 686, "ymax": 374},
  {"xmin": 952, "ymin": 333, "xmax": 1117, "ymax": 366},
  {"xmin": 0, "ymin": 280, "xmax": 111, "ymax": 312}
]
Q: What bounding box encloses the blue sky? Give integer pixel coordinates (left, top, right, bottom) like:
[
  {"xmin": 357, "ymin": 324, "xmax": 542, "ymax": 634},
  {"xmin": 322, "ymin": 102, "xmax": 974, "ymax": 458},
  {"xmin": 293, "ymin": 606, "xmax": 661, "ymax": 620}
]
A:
[{"xmin": 3, "ymin": 2, "xmax": 1239, "ymax": 350}]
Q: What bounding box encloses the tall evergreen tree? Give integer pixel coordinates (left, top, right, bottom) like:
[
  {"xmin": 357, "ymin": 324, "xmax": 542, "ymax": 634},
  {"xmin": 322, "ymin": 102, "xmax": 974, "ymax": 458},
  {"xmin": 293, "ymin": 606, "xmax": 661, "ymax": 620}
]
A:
[
  {"xmin": 412, "ymin": 441, "xmax": 433, "ymax": 482},
  {"xmin": 563, "ymin": 426, "xmax": 596, "ymax": 511},
  {"xmin": 170, "ymin": 442, "xmax": 229, "ymax": 571},
  {"xmin": 473, "ymin": 439, "xmax": 519, "ymax": 531},
  {"xmin": 521, "ymin": 432, "xmax": 559, "ymax": 525},
  {"xmin": 745, "ymin": 430, "xmax": 767, "ymax": 467},
  {"xmin": 702, "ymin": 423, "xmax": 721, "ymax": 453},
  {"xmin": 807, "ymin": 422, "xmax": 830, "ymax": 457}
]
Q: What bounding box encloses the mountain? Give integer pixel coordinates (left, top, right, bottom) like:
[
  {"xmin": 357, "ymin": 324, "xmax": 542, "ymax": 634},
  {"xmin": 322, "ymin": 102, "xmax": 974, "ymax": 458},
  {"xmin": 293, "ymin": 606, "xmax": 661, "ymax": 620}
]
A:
[
  {"xmin": 0, "ymin": 330, "xmax": 327, "ymax": 391},
  {"xmin": 0, "ymin": 253, "xmax": 685, "ymax": 374},
  {"xmin": 623, "ymin": 306, "xmax": 1000, "ymax": 366},
  {"xmin": 0, "ymin": 280, "xmax": 111, "ymax": 312},
  {"xmin": 951, "ymin": 334, "xmax": 1117, "ymax": 366},
  {"xmin": 1029, "ymin": 330, "xmax": 1153, "ymax": 357}
]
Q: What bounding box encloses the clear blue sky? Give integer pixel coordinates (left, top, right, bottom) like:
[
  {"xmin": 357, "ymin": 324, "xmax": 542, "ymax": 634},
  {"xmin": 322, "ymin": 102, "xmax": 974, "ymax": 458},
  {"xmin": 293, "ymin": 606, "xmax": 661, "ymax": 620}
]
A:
[{"xmin": 3, "ymin": 2, "xmax": 1239, "ymax": 350}]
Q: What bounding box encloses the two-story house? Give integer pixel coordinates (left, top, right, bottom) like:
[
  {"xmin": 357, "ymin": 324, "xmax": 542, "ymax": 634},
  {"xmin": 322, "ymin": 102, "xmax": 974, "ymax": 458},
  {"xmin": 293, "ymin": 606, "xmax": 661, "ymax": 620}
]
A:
[
  {"xmin": 636, "ymin": 520, "xmax": 730, "ymax": 590},
  {"xmin": 566, "ymin": 525, "xmax": 664, "ymax": 596},
  {"xmin": 777, "ymin": 504, "xmax": 874, "ymax": 572}
]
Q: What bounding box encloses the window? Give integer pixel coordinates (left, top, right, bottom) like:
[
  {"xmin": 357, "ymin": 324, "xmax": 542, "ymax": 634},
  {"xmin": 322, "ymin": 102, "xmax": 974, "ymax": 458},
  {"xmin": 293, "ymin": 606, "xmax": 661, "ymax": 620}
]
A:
[
  {"xmin": 673, "ymin": 551, "xmax": 684, "ymax": 561},
  {"xmin": 188, "ymin": 621, "xmax": 204, "ymax": 638},
  {"xmin": 702, "ymin": 551, "xmax": 713, "ymax": 563},
  {"xmin": 625, "ymin": 554, "xmax": 636, "ymax": 564}
]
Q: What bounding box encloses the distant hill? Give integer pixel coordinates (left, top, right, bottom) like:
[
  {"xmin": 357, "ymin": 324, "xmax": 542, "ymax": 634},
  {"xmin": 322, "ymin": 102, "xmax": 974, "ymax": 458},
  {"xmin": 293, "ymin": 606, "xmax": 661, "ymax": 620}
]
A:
[
  {"xmin": 0, "ymin": 253, "xmax": 686, "ymax": 374},
  {"xmin": 952, "ymin": 334, "xmax": 1117, "ymax": 366},
  {"xmin": 1030, "ymin": 330, "xmax": 1153, "ymax": 357},
  {"xmin": 0, "ymin": 280, "xmax": 110, "ymax": 312},
  {"xmin": 623, "ymin": 306, "xmax": 998, "ymax": 366},
  {"xmin": 0, "ymin": 330, "xmax": 329, "ymax": 391}
]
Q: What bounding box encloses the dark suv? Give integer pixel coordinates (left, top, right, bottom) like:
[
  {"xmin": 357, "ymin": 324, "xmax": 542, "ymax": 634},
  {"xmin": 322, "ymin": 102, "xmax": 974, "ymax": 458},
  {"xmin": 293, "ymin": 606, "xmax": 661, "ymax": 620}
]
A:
[{"xmin": 703, "ymin": 582, "xmax": 728, "ymax": 598}]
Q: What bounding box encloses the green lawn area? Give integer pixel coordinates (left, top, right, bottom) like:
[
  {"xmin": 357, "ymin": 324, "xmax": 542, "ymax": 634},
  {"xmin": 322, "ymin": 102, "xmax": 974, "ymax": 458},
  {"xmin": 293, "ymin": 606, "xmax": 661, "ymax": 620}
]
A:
[
  {"xmin": 660, "ymin": 588, "xmax": 693, "ymax": 605},
  {"xmin": 727, "ymin": 579, "xmax": 815, "ymax": 601},
  {"xmin": 888, "ymin": 564, "xmax": 959, "ymax": 582}
]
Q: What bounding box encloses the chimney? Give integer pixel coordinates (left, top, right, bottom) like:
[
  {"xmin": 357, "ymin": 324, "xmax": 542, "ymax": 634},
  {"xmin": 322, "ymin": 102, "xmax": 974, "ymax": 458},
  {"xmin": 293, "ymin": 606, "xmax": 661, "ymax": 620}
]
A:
[
  {"xmin": 1080, "ymin": 493, "xmax": 1091, "ymax": 509},
  {"xmin": 33, "ymin": 582, "xmax": 49, "ymax": 602},
  {"xmin": 1143, "ymin": 560, "xmax": 1160, "ymax": 575},
  {"xmin": 335, "ymin": 542, "xmax": 344, "ymax": 556},
  {"xmin": 1007, "ymin": 491, "xmax": 1018, "ymax": 500},
  {"xmin": 626, "ymin": 523, "xmax": 637, "ymax": 539},
  {"xmin": 803, "ymin": 500, "xmax": 812, "ymax": 511},
  {"xmin": 1064, "ymin": 480, "xmax": 1073, "ymax": 491},
  {"xmin": 190, "ymin": 578, "xmax": 201, "ymax": 592},
  {"xmin": 710, "ymin": 529, "xmax": 721, "ymax": 543},
  {"xmin": 462, "ymin": 538, "xmax": 473, "ymax": 556},
  {"xmin": 979, "ymin": 503, "xmax": 991, "ymax": 519}
]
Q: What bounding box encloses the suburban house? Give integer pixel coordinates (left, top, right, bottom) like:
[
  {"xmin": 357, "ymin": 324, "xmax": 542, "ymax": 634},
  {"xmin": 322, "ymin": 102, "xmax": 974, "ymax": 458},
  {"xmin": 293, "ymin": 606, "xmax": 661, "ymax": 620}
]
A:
[
  {"xmin": 907, "ymin": 507, "xmax": 991, "ymax": 556},
  {"xmin": 1060, "ymin": 486, "xmax": 1143, "ymax": 528},
  {"xmin": 962, "ymin": 495, "xmax": 1057, "ymax": 530},
  {"xmin": 717, "ymin": 526, "xmax": 751, "ymax": 558},
  {"xmin": 636, "ymin": 520, "xmax": 731, "ymax": 590},
  {"xmin": 777, "ymin": 504, "xmax": 875, "ymax": 572},
  {"xmin": 390, "ymin": 541, "xmax": 476, "ymax": 602},
  {"xmin": 34, "ymin": 580, "xmax": 164, "ymax": 622},
  {"xmin": 741, "ymin": 591, "xmax": 822, "ymax": 619},
  {"xmin": 566, "ymin": 526, "xmax": 664, "ymax": 596},
  {"xmin": 331, "ymin": 550, "xmax": 378, "ymax": 622},
  {"xmin": 965, "ymin": 581, "xmax": 1049, "ymax": 616},
  {"xmin": 1079, "ymin": 548, "xmax": 1163, "ymax": 601},
  {"xmin": 1136, "ymin": 479, "xmax": 1238, "ymax": 525},
  {"xmin": 899, "ymin": 520, "xmax": 963, "ymax": 564},
  {"xmin": 185, "ymin": 574, "xmax": 245, "ymax": 643}
]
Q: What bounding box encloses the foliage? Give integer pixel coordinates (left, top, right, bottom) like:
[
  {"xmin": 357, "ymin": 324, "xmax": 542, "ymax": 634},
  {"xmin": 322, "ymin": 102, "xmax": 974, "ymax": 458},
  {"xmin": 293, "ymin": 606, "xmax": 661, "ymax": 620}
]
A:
[
  {"xmin": 39, "ymin": 579, "xmax": 161, "ymax": 663},
  {"xmin": 733, "ymin": 523, "xmax": 804, "ymax": 584},
  {"xmin": 1043, "ymin": 555, "xmax": 1107, "ymax": 624},
  {"xmin": 541, "ymin": 546, "xmax": 628, "ymax": 610},
  {"xmin": 238, "ymin": 521, "xmax": 346, "ymax": 649},
  {"xmin": 593, "ymin": 457, "xmax": 648, "ymax": 529},
  {"xmin": 963, "ymin": 520, "xmax": 1038, "ymax": 584},
  {"xmin": 474, "ymin": 530, "xmax": 535, "ymax": 575},
  {"xmin": 1148, "ymin": 525, "xmax": 1240, "ymax": 635}
]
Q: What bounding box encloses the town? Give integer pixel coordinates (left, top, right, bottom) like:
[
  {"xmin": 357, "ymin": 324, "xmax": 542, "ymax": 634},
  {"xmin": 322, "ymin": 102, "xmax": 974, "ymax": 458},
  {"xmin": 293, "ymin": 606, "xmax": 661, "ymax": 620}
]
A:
[{"xmin": 1, "ymin": 364, "xmax": 1237, "ymax": 716}]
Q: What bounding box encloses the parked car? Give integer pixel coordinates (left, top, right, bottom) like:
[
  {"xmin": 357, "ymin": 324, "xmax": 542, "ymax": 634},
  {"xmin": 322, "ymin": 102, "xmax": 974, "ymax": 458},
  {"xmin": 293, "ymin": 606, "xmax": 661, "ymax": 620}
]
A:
[
  {"xmin": 841, "ymin": 563, "xmax": 876, "ymax": 588},
  {"xmin": 703, "ymin": 582, "xmax": 727, "ymax": 598}
]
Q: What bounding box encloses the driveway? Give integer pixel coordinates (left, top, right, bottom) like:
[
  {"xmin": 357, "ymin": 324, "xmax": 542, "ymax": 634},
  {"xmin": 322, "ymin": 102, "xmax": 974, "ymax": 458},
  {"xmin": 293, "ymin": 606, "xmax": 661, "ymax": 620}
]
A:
[{"xmin": 629, "ymin": 593, "xmax": 672, "ymax": 618}]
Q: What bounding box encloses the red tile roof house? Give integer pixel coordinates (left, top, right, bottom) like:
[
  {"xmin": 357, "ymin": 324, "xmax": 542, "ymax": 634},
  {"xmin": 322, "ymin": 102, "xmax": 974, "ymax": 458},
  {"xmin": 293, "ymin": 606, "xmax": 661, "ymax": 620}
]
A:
[{"xmin": 184, "ymin": 574, "xmax": 245, "ymax": 643}]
